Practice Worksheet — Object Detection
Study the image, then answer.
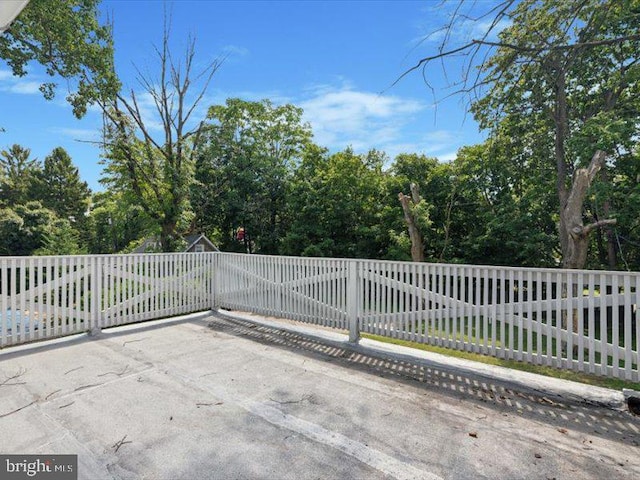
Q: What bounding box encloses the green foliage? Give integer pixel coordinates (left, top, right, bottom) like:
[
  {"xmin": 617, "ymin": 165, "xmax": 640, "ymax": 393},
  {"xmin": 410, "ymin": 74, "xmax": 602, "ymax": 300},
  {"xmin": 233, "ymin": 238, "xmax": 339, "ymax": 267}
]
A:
[
  {"xmin": 85, "ymin": 190, "xmax": 154, "ymax": 254},
  {"xmin": 0, "ymin": 0, "xmax": 119, "ymax": 118},
  {"xmin": 194, "ymin": 98, "xmax": 313, "ymax": 253},
  {"xmin": 468, "ymin": 0, "xmax": 640, "ymax": 269},
  {"xmin": 0, "ymin": 144, "xmax": 40, "ymax": 206},
  {"xmin": 384, "ymin": 230, "xmax": 412, "ymax": 262},
  {"xmin": 452, "ymin": 142, "xmax": 559, "ymax": 267},
  {"xmin": 0, "ymin": 208, "xmax": 24, "ymax": 255},
  {"xmin": 35, "ymin": 218, "xmax": 85, "ymax": 256},
  {"xmin": 0, "ymin": 201, "xmax": 58, "ymax": 255},
  {"xmin": 382, "ymin": 153, "xmax": 450, "ymax": 261},
  {"xmin": 37, "ymin": 147, "xmax": 91, "ymax": 224},
  {"xmin": 100, "ymin": 113, "xmax": 194, "ymax": 252},
  {"xmin": 282, "ymin": 147, "xmax": 386, "ymax": 258},
  {"xmin": 0, "ymin": 145, "xmax": 93, "ymax": 253}
]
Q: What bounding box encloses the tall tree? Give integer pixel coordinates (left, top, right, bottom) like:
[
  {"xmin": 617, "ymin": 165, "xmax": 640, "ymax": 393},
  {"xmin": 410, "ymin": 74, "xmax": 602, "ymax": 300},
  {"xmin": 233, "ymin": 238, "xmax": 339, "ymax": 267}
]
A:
[
  {"xmin": 0, "ymin": 144, "xmax": 40, "ymax": 206},
  {"xmin": 38, "ymin": 147, "xmax": 91, "ymax": 223},
  {"xmin": 398, "ymin": 182, "xmax": 426, "ymax": 262},
  {"xmin": 403, "ymin": 0, "xmax": 640, "ymax": 269},
  {"xmin": 452, "ymin": 141, "xmax": 558, "ymax": 267},
  {"xmin": 194, "ymin": 98, "xmax": 312, "ymax": 253},
  {"xmin": 282, "ymin": 147, "xmax": 386, "ymax": 258},
  {"xmin": 0, "ymin": 0, "xmax": 119, "ymax": 118},
  {"xmin": 383, "ymin": 153, "xmax": 465, "ymax": 263},
  {"xmin": 100, "ymin": 23, "xmax": 222, "ymax": 251},
  {"xmin": 35, "ymin": 218, "xmax": 85, "ymax": 255}
]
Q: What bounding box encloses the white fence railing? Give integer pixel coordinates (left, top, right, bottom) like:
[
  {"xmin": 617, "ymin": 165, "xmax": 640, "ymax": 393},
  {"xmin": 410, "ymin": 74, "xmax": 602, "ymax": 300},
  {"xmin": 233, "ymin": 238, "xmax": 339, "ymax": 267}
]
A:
[
  {"xmin": 216, "ymin": 254, "xmax": 640, "ymax": 382},
  {"xmin": 0, "ymin": 254, "xmax": 214, "ymax": 348},
  {"xmin": 2, "ymin": 252, "xmax": 639, "ymax": 381}
]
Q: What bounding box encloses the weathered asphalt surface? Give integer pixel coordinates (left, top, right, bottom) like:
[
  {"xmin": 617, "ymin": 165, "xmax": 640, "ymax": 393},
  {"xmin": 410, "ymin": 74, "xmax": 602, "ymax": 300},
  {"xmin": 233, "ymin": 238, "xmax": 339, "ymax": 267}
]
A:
[{"xmin": 0, "ymin": 312, "xmax": 638, "ymax": 480}]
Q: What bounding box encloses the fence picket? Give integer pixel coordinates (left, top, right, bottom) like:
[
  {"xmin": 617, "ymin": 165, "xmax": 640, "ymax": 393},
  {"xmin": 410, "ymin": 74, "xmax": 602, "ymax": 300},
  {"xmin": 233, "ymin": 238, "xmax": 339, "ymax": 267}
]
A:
[
  {"xmin": 587, "ymin": 273, "xmax": 595, "ymax": 373},
  {"xmin": 577, "ymin": 272, "xmax": 585, "ymax": 371},
  {"xmin": 624, "ymin": 274, "xmax": 632, "ymax": 380},
  {"xmin": 10, "ymin": 258, "xmax": 17, "ymax": 345},
  {"xmin": 566, "ymin": 271, "xmax": 574, "ymax": 369},
  {"xmin": 612, "ymin": 274, "xmax": 620, "ymax": 378},
  {"xmin": 599, "ymin": 273, "xmax": 608, "ymax": 376},
  {"xmin": 1, "ymin": 259, "xmax": 6, "ymax": 348}
]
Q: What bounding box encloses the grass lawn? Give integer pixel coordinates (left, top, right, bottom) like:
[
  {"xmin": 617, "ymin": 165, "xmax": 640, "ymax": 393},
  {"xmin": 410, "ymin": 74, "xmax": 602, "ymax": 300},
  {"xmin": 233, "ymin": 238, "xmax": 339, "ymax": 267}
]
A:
[{"xmin": 362, "ymin": 332, "xmax": 640, "ymax": 392}]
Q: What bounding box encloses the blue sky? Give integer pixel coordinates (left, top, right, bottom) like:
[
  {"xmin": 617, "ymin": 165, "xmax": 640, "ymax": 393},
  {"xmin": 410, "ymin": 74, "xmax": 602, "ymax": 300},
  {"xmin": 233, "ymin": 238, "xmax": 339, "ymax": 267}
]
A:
[{"xmin": 0, "ymin": 0, "xmax": 487, "ymax": 191}]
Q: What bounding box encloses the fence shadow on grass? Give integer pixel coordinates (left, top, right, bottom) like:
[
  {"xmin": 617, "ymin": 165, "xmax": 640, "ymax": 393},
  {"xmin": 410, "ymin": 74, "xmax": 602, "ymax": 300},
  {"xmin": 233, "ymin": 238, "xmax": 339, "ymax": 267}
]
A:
[{"xmin": 206, "ymin": 314, "xmax": 640, "ymax": 448}]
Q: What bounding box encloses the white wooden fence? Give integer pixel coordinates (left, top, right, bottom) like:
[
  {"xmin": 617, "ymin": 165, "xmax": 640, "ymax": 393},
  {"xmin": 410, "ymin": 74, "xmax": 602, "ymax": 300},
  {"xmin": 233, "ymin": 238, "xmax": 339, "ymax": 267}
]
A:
[
  {"xmin": 2, "ymin": 252, "xmax": 639, "ymax": 381},
  {"xmin": 216, "ymin": 254, "xmax": 640, "ymax": 382},
  {"xmin": 0, "ymin": 254, "xmax": 213, "ymax": 348}
]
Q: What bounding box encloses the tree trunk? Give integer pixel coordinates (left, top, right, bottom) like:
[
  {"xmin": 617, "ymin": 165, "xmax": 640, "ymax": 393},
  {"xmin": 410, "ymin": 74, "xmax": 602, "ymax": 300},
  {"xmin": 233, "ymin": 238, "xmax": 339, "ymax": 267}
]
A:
[
  {"xmin": 398, "ymin": 183, "xmax": 425, "ymax": 262},
  {"xmin": 558, "ymin": 150, "xmax": 617, "ymax": 348},
  {"xmin": 560, "ymin": 150, "xmax": 616, "ymax": 269},
  {"xmin": 160, "ymin": 220, "xmax": 178, "ymax": 252}
]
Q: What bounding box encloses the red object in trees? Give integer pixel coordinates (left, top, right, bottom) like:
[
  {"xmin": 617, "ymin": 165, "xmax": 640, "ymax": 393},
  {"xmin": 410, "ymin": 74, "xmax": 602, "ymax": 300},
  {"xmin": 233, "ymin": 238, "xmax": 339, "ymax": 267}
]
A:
[{"xmin": 236, "ymin": 227, "xmax": 245, "ymax": 242}]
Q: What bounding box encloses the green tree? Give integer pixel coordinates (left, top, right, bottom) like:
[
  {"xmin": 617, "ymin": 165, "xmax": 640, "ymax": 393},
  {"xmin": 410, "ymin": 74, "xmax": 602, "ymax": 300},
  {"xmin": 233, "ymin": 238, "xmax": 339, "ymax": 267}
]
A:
[
  {"xmin": 0, "ymin": 201, "xmax": 57, "ymax": 255},
  {"xmin": 86, "ymin": 190, "xmax": 153, "ymax": 253},
  {"xmin": 0, "ymin": 208, "xmax": 24, "ymax": 255},
  {"xmin": 384, "ymin": 154, "xmax": 451, "ymax": 262},
  {"xmin": 282, "ymin": 147, "xmax": 386, "ymax": 258},
  {"xmin": 37, "ymin": 147, "xmax": 91, "ymax": 224},
  {"xmin": 35, "ymin": 218, "xmax": 85, "ymax": 256},
  {"xmin": 100, "ymin": 25, "xmax": 221, "ymax": 251},
  {"xmin": 0, "ymin": 144, "xmax": 40, "ymax": 206},
  {"xmin": 609, "ymin": 149, "xmax": 640, "ymax": 270},
  {"xmin": 381, "ymin": 143, "xmax": 558, "ymax": 268},
  {"xmin": 0, "ymin": 0, "xmax": 119, "ymax": 118},
  {"xmin": 194, "ymin": 99, "xmax": 312, "ymax": 253},
  {"xmin": 405, "ymin": 0, "xmax": 640, "ymax": 269},
  {"xmin": 452, "ymin": 141, "xmax": 558, "ymax": 267}
]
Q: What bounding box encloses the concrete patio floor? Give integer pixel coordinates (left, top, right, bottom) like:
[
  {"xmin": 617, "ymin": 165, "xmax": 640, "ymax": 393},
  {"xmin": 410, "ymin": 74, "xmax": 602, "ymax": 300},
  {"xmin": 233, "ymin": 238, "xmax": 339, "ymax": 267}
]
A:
[{"xmin": 1, "ymin": 313, "xmax": 639, "ymax": 480}]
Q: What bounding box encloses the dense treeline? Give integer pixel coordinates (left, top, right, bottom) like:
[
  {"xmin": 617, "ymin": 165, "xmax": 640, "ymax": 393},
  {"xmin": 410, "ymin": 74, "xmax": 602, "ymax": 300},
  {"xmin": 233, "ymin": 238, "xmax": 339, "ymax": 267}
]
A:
[
  {"xmin": 2, "ymin": 95, "xmax": 638, "ymax": 270},
  {"xmin": 1, "ymin": 0, "xmax": 638, "ymax": 270},
  {"xmin": 0, "ymin": 145, "xmax": 91, "ymax": 255}
]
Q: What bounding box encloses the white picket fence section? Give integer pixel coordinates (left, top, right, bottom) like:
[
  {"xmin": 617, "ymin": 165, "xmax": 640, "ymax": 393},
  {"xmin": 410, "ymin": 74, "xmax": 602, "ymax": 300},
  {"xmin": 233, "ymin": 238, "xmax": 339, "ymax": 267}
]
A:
[
  {"xmin": 0, "ymin": 254, "xmax": 214, "ymax": 348},
  {"xmin": 216, "ymin": 255, "xmax": 640, "ymax": 382},
  {"xmin": 2, "ymin": 251, "xmax": 639, "ymax": 381},
  {"xmin": 216, "ymin": 253, "xmax": 350, "ymax": 330},
  {"xmin": 101, "ymin": 254, "xmax": 212, "ymax": 327}
]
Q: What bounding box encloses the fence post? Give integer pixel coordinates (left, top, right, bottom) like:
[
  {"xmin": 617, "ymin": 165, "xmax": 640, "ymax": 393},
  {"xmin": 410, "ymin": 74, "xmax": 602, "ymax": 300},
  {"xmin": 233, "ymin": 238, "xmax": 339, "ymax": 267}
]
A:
[
  {"xmin": 210, "ymin": 252, "xmax": 218, "ymax": 311},
  {"xmin": 347, "ymin": 260, "xmax": 360, "ymax": 344},
  {"xmin": 89, "ymin": 256, "xmax": 102, "ymax": 335}
]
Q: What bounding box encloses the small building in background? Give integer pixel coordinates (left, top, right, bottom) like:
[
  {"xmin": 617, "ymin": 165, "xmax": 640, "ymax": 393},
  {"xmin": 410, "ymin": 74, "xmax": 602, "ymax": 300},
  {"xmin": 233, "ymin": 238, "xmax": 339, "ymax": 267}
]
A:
[
  {"xmin": 132, "ymin": 234, "xmax": 218, "ymax": 253},
  {"xmin": 184, "ymin": 233, "xmax": 219, "ymax": 253}
]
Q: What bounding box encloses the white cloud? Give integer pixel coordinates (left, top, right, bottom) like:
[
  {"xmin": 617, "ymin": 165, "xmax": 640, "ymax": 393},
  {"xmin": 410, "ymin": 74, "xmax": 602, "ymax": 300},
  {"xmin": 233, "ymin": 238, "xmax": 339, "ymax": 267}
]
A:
[
  {"xmin": 49, "ymin": 127, "xmax": 100, "ymax": 141},
  {"xmin": 106, "ymin": 80, "xmax": 465, "ymax": 163},
  {"xmin": 8, "ymin": 80, "xmax": 41, "ymax": 95},
  {"xmin": 417, "ymin": 130, "xmax": 458, "ymax": 155},
  {"xmin": 131, "ymin": 90, "xmax": 164, "ymax": 132},
  {"xmin": 0, "ymin": 76, "xmax": 42, "ymax": 95},
  {"xmin": 195, "ymin": 81, "xmax": 469, "ymax": 162},
  {"xmin": 437, "ymin": 150, "xmax": 458, "ymax": 162},
  {"xmin": 470, "ymin": 18, "xmax": 512, "ymax": 42},
  {"xmin": 221, "ymin": 45, "xmax": 249, "ymax": 58},
  {"xmin": 299, "ymin": 85, "xmax": 426, "ymax": 154},
  {"xmin": 411, "ymin": 4, "xmax": 512, "ymax": 49}
]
